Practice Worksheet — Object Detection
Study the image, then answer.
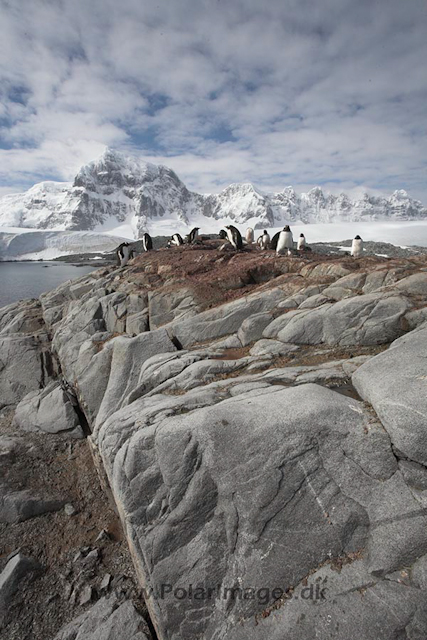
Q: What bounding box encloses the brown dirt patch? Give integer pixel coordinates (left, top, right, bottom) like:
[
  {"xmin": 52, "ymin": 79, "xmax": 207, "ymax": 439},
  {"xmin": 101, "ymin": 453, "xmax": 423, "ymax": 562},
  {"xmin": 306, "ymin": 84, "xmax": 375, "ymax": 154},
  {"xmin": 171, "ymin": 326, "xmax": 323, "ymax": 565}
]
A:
[{"xmin": 0, "ymin": 409, "xmax": 148, "ymax": 640}]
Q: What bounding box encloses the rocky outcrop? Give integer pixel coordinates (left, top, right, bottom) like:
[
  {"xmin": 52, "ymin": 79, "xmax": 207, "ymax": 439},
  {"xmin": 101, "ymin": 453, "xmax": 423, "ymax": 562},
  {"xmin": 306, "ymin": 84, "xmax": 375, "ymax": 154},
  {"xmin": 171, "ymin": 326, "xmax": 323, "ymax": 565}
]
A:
[
  {"xmin": 13, "ymin": 382, "xmax": 83, "ymax": 438},
  {"xmin": 2, "ymin": 248, "xmax": 427, "ymax": 640},
  {"xmin": 52, "ymin": 596, "xmax": 150, "ymax": 640},
  {"xmin": 353, "ymin": 325, "xmax": 427, "ymax": 466},
  {"xmin": 0, "ymin": 487, "xmax": 64, "ymax": 523},
  {"xmin": 148, "ymin": 287, "xmax": 201, "ymax": 330},
  {"xmin": 270, "ymin": 293, "xmax": 411, "ymax": 346},
  {"xmin": 0, "ymin": 299, "xmax": 54, "ymax": 407},
  {"xmin": 92, "ymin": 382, "xmax": 427, "ymax": 639},
  {"xmin": 0, "ymin": 554, "xmax": 41, "ymax": 620},
  {"xmin": 165, "ymin": 286, "xmax": 287, "ymax": 348}
]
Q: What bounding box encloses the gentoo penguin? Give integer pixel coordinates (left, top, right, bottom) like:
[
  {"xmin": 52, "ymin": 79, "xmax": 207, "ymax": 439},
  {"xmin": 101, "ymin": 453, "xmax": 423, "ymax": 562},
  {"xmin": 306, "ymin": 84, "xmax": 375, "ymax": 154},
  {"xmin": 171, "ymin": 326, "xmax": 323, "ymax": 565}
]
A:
[
  {"xmin": 186, "ymin": 227, "xmax": 200, "ymax": 244},
  {"xmin": 225, "ymin": 225, "xmax": 243, "ymax": 251},
  {"xmin": 168, "ymin": 233, "xmax": 184, "ymax": 247},
  {"xmin": 297, "ymin": 233, "xmax": 306, "ymax": 251},
  {"xmin": 351, "ymin": 235, "xmax": 363, "ymax": 258},
  {"xmin": 116, "ymin": 242, "xmax": 135, "ymax": 267},
  {"xmin": 142, "ymin": 233, "xmax": 153, "ymax": 252},
  {"xmin": 258, "ymin": 230, "xmax": 270, "ymax": 250},
  {"xmin": 245, "ymin": 227, "xmax": 254, "ymax": 245},
  {"xmin": 276, "ymin": 225, "xmax": 294, "ymax": 255},
  {"xmin": 270, "ymin": 231, "xmax": 280, "ymax": 251},
  {"xmin": 219, "ymin": 229, "xmax": 227, "ymax": 240}
]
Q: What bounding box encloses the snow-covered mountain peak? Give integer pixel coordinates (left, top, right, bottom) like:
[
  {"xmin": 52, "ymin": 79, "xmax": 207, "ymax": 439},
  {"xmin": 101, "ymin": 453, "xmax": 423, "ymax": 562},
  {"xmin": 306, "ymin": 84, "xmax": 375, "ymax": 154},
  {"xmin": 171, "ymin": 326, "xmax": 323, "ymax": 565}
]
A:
[
  {"xmin": 73, "ymin": 148, "xmax": 163, "ymax": 191},
  {"xmin": 220, "ymin": 182, "xmax": 265, "ymax": 198},
  {"xmin": 305, "ymin": 187, "xmax": 326, "ymax": 203},
  {"xmin": 391, "ymin": 189, "xmax": 410, "ymax": 200},
  {"xmin": 0, "ymin": 149, "xmax": 426, "ymax": 237}
]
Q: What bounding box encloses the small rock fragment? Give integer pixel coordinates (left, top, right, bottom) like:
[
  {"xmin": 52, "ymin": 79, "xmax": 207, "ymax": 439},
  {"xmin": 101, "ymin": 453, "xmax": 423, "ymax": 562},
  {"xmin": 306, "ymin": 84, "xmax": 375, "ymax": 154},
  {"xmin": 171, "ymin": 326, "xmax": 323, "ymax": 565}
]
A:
[
  {"xmin": 100, "ymin": 573, "xmax": 112, "ymax": 591},
  {"xmin": 79, "ymin": 584, "xmax": 93, "ymax": 606},
  {"xmin": 64, "ymin": 503, "xmax": 77, "ymax": 516},
  {"xmin": 95, "ymin": 528, "xmax": 111, "ymax": 543}
]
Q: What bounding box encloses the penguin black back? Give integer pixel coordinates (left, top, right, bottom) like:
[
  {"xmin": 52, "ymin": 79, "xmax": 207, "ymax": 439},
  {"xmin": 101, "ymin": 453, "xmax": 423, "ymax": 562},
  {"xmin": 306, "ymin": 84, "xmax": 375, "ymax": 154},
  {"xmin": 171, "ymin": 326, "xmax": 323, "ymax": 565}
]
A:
[
  {"xmin": 270, "ymin": 232, "xmax": 280, "ymax": 250},
  {"xmin": 225, "ymin": 225, "xmax": 243, "ymax": 250},
  {"xmin": 142, "ymin": 233, "xmax": 153, "ymax": 251},
  {"xmin": 187, "ymin": 227, "xmax": 200, "ymax": 244}
]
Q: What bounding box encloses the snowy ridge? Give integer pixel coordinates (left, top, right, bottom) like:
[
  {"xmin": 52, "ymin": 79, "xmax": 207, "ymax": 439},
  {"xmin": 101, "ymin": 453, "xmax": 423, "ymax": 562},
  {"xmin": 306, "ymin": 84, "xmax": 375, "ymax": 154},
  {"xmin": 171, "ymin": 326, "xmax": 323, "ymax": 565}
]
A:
[{"xmin": 0, "ymin": 149, "xmax": 426, "ymax": 239}]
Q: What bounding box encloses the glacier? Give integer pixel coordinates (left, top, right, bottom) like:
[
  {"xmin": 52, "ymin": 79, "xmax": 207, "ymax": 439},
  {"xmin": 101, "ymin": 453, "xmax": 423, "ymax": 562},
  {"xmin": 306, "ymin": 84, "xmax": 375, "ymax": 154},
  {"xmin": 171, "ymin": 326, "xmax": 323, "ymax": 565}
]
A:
[
  {"xmin": 0, "ymin": 149, "xmax": 426, "ymax": 242},
  {"xmin": 0, "ymin": 228, "xmax": 127, "ymax": 261}
]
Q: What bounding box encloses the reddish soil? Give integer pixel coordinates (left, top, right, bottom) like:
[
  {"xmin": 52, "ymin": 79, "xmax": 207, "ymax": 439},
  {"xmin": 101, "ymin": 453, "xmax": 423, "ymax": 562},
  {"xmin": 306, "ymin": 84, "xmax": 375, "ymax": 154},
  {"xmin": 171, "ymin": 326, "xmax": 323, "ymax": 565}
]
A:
[{"xmin": 119, "ymin": 241, "xmax": 427, "ymax": 312}]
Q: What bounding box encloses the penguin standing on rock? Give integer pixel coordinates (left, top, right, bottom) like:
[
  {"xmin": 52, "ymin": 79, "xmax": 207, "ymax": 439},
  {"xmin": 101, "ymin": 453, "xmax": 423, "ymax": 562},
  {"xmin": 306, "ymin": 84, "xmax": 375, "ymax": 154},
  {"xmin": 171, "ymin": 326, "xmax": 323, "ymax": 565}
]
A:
[
  {"xmin": 276, "ymin": 226, "xmax": 294, "ymax": 256},
  {"xmin": 142, "ymin": 233, "xmax": 153, "ymax": 252},
  {"xmin": 351, "ymin": 235, "xmax": 364, "ymax": 258},
  {"xmin": 245, "ymin": 228, "xmax": 254, "ymax": 244},
  {"xmin": 186, "ymin": 227, "xmax": 200, "ymax": 244},
  {"xmin": 297, "ymin": 233, "xmax": 306, "ymax": 251},
  {"xmin": 258, "ymin": 230, "xmax": 270, "ymax": 250},
  {"xmin": 225, "ymin": 225, "xmax": 243, "ymax": 251},
  {"xmin": 219, "ymin": 229, "xmax": 227, "ymax": 240},
  {"xmin": 116, "ymin": 242, "xmax": 135, "ymax": 267},
  {"xmin": 168, "ymin": 233, "xmax": 184, "ymax": 247}
]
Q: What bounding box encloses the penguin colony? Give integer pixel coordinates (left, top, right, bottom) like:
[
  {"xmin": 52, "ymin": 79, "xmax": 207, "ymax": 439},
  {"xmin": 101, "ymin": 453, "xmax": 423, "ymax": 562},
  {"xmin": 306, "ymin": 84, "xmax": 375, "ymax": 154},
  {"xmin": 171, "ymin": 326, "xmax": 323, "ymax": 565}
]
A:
[{"xmin": 116, "ymin": 226, "xmax": 364, "ymax": 263}]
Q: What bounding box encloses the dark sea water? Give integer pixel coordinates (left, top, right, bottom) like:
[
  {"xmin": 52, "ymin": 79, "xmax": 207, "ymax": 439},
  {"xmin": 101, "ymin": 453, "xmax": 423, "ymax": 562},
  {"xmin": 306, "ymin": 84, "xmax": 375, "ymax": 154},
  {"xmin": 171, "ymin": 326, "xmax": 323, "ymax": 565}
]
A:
[{"xmin": 0, "ymin": 262, "xmax": 98, "ymax": 308}]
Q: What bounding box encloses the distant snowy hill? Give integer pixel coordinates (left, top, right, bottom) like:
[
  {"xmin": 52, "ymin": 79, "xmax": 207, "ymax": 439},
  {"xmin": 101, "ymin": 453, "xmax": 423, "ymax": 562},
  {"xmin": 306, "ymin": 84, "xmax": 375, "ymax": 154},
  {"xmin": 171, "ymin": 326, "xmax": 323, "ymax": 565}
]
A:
[
  {"xmin": 0, "ymin": 228, "xmax": 127, "ymax": 261},
  {"xmin": 0, "ymin": 149, "xmax": 426, "ymax": 239}
]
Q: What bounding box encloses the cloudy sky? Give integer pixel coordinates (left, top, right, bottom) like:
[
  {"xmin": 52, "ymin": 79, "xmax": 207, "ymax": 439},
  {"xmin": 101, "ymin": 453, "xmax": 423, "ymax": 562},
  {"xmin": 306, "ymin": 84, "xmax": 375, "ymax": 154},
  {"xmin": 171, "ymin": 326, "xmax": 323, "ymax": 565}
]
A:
[{"xmin": 1, "ymin": 0, "xmax": 426, "ymax": 201}]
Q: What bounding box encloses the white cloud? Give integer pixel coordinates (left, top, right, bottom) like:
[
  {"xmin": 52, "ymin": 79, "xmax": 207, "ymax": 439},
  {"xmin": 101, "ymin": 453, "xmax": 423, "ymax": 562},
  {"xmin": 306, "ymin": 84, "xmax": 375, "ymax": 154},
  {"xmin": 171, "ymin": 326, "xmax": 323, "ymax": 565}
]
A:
[{"xmin": 0, "ymin": 0, "xmax": 426, "ymax": 201}]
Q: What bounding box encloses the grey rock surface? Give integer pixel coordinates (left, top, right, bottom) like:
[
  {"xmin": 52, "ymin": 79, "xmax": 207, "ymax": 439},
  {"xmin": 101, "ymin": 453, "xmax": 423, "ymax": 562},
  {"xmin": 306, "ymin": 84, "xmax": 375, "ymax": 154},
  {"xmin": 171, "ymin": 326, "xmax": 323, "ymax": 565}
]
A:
[
  {"xmin": 149, "ymin": 287, "xmax": 201, "ymax": 330},
  {"xmin": 237, "ymin": 312, "xmax": 273, "ymax": 346},
  {"xmin": 0, "ymin": 299, "xmax": 46, "ymax": 335},
  {"xmin": 166, "ymin": 287, "xmax": 286, "ymax": 348},
  {"xmin": 395, "ymin": 272, "xmax": 427, "ymax": 296},
  {"xmin": 51, "ymin": 287, "xmax": 148, "ymax": 380},
  {"xmin": 404, "ymin": 306, "xmax": 427, "ymax": 330},
  {"xmin": 298, "ymin": 292, "xmax": 331, "ymax": 308},
  {"xmin": 222, "ymin": 559, "xmax": 427, "ymax": 640},
  {"xmin": 92, "ymin": 382, "xmax": 424, "ymax": 640},
  {"xmin": 362, "ymin": 268, "xmax": 402, "ymax": 293},
  {"xmin": 412, "ymin": 554, "xmax": 427, "ymax": 589},
  {"xmin": 399, "ymin": 460, "xmax": 427, "ymax": 490},
  {"xmin": 52, "ymin": 596, "xmax": 150, "ymax": 640},
  {"xmin": 352, "ymin": 326, "xmax": 427, "ymax": 465},
  {"xmin": 0, "ymin": 486, "xmax": 64, "ymax": 523},
  {"xmin": 300, "ymin": 262, "xmax": 352, "ymax": 280},
  {"xmin": 93, "ymin": 329, "xmax": 177, "ymax": 427},
  {"xmin": 274, "ymin": 293, "xmax": 410, "ymax": 346},
  {"xmin": 0, "ymin": 435, "xmax": 23, "ymax": 457},
  {"xmin": 249, "ymin": 339, "xmax": 300, "ymax": 357},
  {"xmin": 0, "ymin": 298, "xmax": 53, "ymax": 406},
  {"xmin": 13, "ymin": 382, "xmax": 83, "ymax": 438},
  {"xmin": 0, "ymin": 554, "xmax": 41, "ymax": 617},
  {"xmin": 126, "ymin": 310, "xmax": 149, "ymax": 336},
  {"xmin": 3, "ymin": 244, "xmax": 427, "ymax": 640}
]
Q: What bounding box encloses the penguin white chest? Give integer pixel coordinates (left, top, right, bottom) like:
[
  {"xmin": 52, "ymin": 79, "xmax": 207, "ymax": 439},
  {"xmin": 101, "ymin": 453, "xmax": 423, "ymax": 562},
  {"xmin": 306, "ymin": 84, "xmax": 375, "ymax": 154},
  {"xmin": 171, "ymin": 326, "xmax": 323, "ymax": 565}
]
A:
[
  {"xmin": 120, "ymin": 245, "xmax": 131, "ymax": 266},
  {"xmin": 261, "ymin": 234, "xmax": 270, "ymax": 249},
  {"xmin": 351, "ymin": 239, "xmax": 363, "ymax": 258},
  {"xmin": 226, "ymin": 228, "xmax": 236, "ymax": 248},
  {"xmin": 277, "ymin": 231, "xmax": 293, "ymax": 254}
]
